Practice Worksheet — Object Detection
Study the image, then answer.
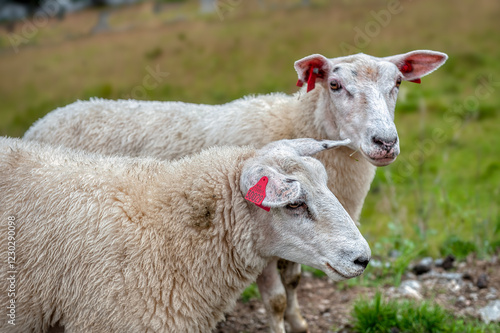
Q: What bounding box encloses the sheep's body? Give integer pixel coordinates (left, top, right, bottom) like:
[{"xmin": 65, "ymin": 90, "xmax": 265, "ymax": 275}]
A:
[
  {"xmin": 24, "ymin": 50, "xmax": 447, "ymax": 332},
  {"xmin": 24, "ymin": 89, "xmax": 373, "ymax": 222},
  {"xmin": 0, "ymin": 137, "xmax": 370, "ymax": 333},
  {"xmin": 0, "ymin": 137, "xmax": 263, "ymax": 333}
]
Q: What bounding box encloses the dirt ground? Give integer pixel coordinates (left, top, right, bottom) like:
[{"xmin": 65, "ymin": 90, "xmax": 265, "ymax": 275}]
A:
[{"xmin": 214, "ymin": 255, "xmax": 500, "ymax": 333}]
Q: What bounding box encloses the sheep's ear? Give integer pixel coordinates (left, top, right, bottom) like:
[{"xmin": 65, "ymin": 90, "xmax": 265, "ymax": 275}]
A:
[
  {"xmin": 258, "ymin": 138, "xmax": 351, "ymax": 158},
  {"xmin": 241, "ymin": 165, "xmax": 301, "ymax": 209},
  {"xmin": 294, "ymin": 54, "xmax": 332, "ymax": 92},
  {"xmin": 384, "ymin": 50, "xmax": 448, "ymax": 83}
]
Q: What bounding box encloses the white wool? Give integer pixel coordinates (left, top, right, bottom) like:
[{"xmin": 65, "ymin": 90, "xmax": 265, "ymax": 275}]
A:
[{"xmin": 0, "ymin": 137, "xmax": 369, "ymax": 333}]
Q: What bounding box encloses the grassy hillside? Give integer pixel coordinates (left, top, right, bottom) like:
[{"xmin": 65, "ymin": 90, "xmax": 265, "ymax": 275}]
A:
[{"xmin": 1, "ymin": 0, "xmax": 499, "ymax": 257}]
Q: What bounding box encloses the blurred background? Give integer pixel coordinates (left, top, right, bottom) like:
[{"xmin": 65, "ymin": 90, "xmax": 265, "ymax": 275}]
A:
[{"xmin": 0, "ymin": 0, "xmax": 499, "ymax": 325}]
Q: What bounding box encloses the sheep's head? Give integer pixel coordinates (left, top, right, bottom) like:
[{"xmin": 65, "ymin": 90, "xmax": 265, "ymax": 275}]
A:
[
  {"xmin": 294, "ymin": 50, "xmax": 448, "ymax": 167},
  {"xmin": 240, "ymin": 138, "xmax": 371, "ymax": 281}
]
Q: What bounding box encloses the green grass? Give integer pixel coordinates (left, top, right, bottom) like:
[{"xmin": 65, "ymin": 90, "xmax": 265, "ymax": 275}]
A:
[
  {"xmin": 240, "ymin": 282, "xmax": 260, "ymax": 303},
  {"xmin": 351, "ymin": 292, "xmax": 498, "ymax": 333}
]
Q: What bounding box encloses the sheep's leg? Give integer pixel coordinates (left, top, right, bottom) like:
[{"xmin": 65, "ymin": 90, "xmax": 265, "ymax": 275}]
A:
[
  {"xmin": 257, "ymin": 257, "xmax": 287, "ymax": 333},
  {"xmin": 278, "ymin": 259, "xmax": 308, "ymax": 333}
]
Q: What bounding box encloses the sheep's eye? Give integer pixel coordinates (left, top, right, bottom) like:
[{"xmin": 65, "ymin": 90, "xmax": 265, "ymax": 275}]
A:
[
  {"xmin": 286, "ymin": 202, "xmax": 306, "ymax": 210},
  {"xmin": 330, "ymin": 80, "xmax": 342, "ymax": 91},
  {"xmin": 395, "ymin": 77, "xmax": 402, "ymax": 88}
]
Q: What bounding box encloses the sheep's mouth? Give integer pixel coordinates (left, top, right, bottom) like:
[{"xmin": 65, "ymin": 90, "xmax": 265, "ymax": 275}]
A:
[
  {"xmin": 325, "ymin": 262, "xmax": 355, "ymax": 279},
  {"xmin": 360, "ymin": 149, "xmax": 398, "ymax": 167},
  {"xmin": 368, "ymin": 155, "xmax": 397, "ymax": 167}
]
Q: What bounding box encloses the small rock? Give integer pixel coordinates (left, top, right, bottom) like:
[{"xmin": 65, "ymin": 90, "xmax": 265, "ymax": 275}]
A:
[
  {"xmin": 441, "ymin": 254, "xmax": 455, "ymax": 270},
  {"xmin": 420, "ymin": 257, "xmax": 434, "ymax": 266},
  {"xmin": 448, "ymin": 279, "xmax": 461, "ymax": 293},
  {"xmin": 477, "ymin": 273, "xmax": 489, "ymax": 289},
  {"xmin": 413, "ymin": 264, "xmax": 431, "ymax": 275},
  {"xmin": 486, "ymin": 288, "xmax": 498, "ymax": 300},
  {"xmin": 463, "ymin": 272, "xmax": 473, "ymax": 281},
  {"xmin": 422, "ymin": 271, "xmax": 463, "ymax": 280},
  {"xmin": 398, "ymin": 280, "xmax": 423, "ymax": 300},
  {"xmin": 456, "ymin": 295, "xmax": 470, "ymax": 308},
  {"xmin": 478, "ymin": 300, "xmax": 500, "ymax": 324},
  {"xmin": 434, "ymin": 258, "xmax": 444, "ymax": 267},
  {"xmin": 257, "ymin": 307, "xmax": 266, "ymax": 315},
  {"xmin": 412, "ymin": 257, "xmax": 433, "ymax": 275},
  {"xmin": 400, "ymin": 280, "xmax": 422, "ymax": 292},
  {"xmin": 442, "ymin": 272, "xmax": 463, "ymax": 280}
]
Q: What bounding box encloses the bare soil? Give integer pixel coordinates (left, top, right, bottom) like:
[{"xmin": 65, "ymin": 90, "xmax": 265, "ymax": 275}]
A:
[{"xmin": 215, "ymin": 255, "xmax": 500, "ymax": 333}]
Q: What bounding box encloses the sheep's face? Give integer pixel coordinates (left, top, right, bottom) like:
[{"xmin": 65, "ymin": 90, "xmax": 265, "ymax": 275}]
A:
[
  {"xmin": 241, "ymin": 139, "xmax": 371, "ymax": 281},
  {"xmin": 294, "ymin": 51, "xmax": 448, "ymax": 167},
  {"xmin": 324, "ymin": 56, "xmax": 401, "ymax": 167}
]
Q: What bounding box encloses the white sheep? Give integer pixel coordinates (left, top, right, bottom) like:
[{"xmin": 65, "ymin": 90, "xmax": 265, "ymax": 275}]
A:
[
  {"xmin": 23, "ymin": 50, "xmax": 447, "ymax": 332},
  {"xmin": 0, "ymin": 137, "xmax": 370, "ymax": 333}
]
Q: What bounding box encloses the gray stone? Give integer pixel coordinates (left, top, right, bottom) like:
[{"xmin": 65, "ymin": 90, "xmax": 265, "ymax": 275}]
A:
[
  {"xmin": 477, "ymin": 273, "xmax": 489, "ymax": 289},
  {"xmin": 421, "ymin": 271, "xmax": 463, "ymax": 281},
  {"xmin": 412, "ymin": 257, "xmax": 433, "ymax": 275},
  {"xmin": 421, "ymin": 257, "xmax": 434, "ymax": 266},
  {"xmin": 400, "ymin": 280, "xmax": 422, "ymax": 292},
  {"xmin": 478, "ymin": 300, "xmax": 500, "ymax": 324},
  {"xmin": 440, "ymin": 254, "xmax": 455, "ymax": 270},
  {"xmin": 486, "ymin": 288, "xmax": 498, "ymax": 300},
  {"xmin": 398, "ymin": 280, "xmax": 423, "ymax": 300}
]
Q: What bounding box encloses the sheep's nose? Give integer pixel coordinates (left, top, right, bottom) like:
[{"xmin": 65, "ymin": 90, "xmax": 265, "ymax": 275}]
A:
[
  {"xmin": 372, "ymin": 136, "xmax": 397, "ymax": 151},
  {"xmin": 354, "ymin": 256, "xmax": 370, "ymax": 269}
]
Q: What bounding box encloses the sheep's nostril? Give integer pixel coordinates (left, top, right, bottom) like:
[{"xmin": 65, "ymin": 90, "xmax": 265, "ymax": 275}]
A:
[
  {"xmin": 354, "ymin": 256, "xmax": 370, "ymax": 269},
  {"xmin": 372, "ymin": 136, "xmax": 384, "ymax": 146},
  {"xmin": 372, "ymin": 136, "xmax": 397, "ymax": 150}
]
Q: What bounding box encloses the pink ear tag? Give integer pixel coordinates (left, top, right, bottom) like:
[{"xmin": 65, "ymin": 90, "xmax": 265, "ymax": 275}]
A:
[
  {"xmin": 245, "ymin": 176, "xmax": 270, "ymax": 212},
  {"xmin": 306, "ymin": 67, "xmax": 319, "ymax": 92},
  {"xmin": 401, "ymin": 61, "xmax": 421, "ymax": 84}
]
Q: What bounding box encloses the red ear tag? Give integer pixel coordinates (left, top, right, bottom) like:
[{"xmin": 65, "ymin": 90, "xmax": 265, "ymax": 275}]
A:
[
  {"xmin": 306, "ymin": 67, "xmax": 319, "ymax": 93},
  {"xmin": 245, "ymin": 176, "xmax": 270, "ymax": 212},
  {"xmin": 401, "ymin": 61, "xmax": 413, "ymax": 73},
  {"xmin": 401, "ymin": 61, "xmax": 421, "ymax": 84}
]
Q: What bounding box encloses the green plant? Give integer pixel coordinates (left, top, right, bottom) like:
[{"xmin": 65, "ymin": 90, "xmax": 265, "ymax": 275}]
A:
[
  {"xmin": 351, "ymin": 292, "xmax": 398, "ymax": 332},
  {"xmin": 351, "ymin": 293, "xmax": 498, "ymax": 333},
  {"xmin": 240, "ymin": 282, "xmax": 260, "ymax": 303},
  {"xmin": 440, "ymin": 235, "xmax": 477, "ymax": 260}
]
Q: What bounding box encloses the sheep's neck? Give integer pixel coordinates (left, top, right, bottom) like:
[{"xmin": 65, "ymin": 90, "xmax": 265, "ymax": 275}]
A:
[
  {"xmin": 271, "ymin": 87, "xmax": 376, "ymax": 221},
  {"xmin": 144, "ymin": 156, "xmax": 268, "ymax": 330}
]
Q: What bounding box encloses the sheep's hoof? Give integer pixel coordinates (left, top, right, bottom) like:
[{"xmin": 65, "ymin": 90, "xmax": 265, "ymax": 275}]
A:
[{"xmin": 285, "ymin": 313, "xmax": 308, "ymax": 333}]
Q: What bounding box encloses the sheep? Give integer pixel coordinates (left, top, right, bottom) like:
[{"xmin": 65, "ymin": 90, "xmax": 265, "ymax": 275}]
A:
[
  {"xmin": 23, "ymin": 50, "xmax": 448, "ymax": 332},
  {"xmin": 0, "ymin": 136, "xmax": 370, "ymax": 333}
]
